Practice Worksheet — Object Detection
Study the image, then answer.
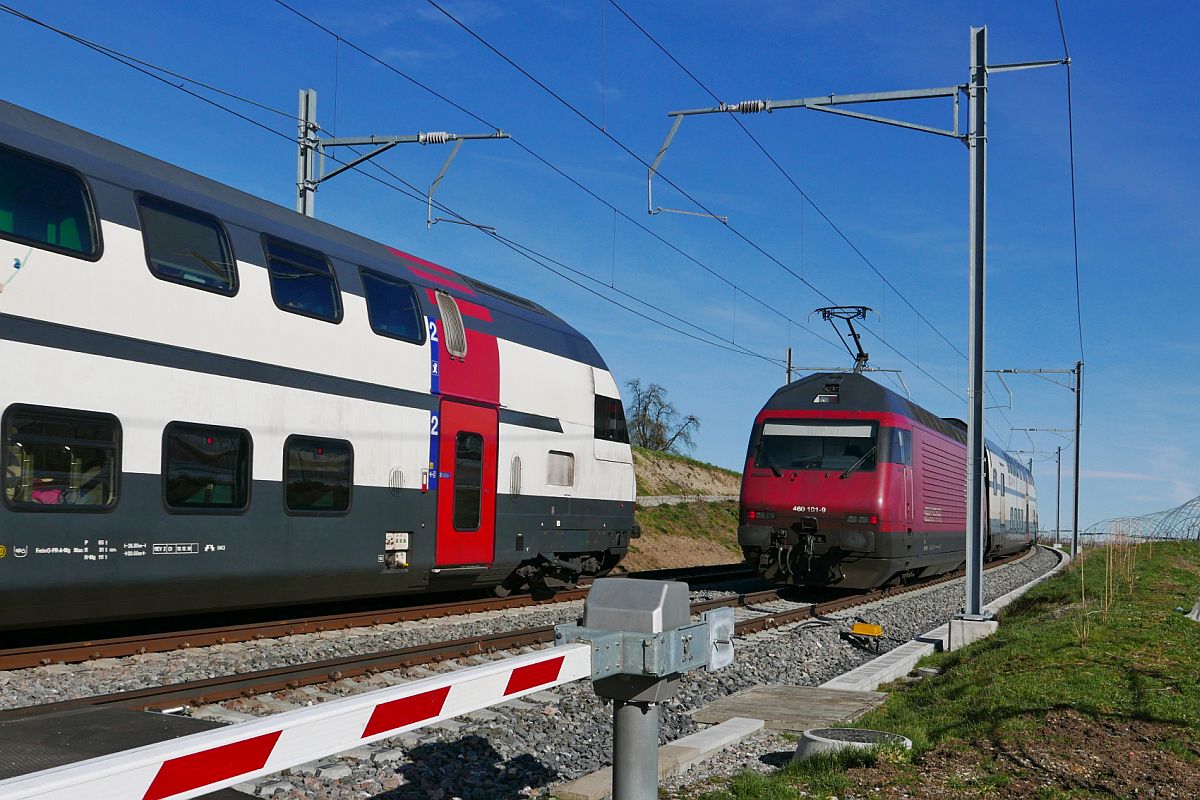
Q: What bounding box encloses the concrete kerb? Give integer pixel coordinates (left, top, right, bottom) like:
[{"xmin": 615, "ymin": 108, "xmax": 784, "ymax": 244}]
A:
[
  {"xmin": 822, "ymin": 545, "xmax": 1072, "ymax": 693},
  {"xmin": 552, "ymin": 717, "xmax": 764, "ymax": 800}
]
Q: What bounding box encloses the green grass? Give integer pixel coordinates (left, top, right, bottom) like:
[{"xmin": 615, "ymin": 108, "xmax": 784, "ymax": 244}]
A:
[
  {"xmin": 631, "ymin": 446, "xmax": 742, "ymax": 496},
  {"xmin": 633, "ymin": 500, "xmax": 741, "ymax": 556},
  {"xmin": 697, "ymin": 541, "xmax": 1200, "ymax": 798}
]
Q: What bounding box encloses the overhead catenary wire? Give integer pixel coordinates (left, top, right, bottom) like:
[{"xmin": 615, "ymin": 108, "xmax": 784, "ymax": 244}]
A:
[
  {"xmin": 420, "ymin": 1, "xmax": 1003, "ymax": 419},
  {"xmin": 267, "ymin": 0, "xmax": 844, "ymax": 358},
  {"xmin": 0, "ymin": 3, "xmax": 785, "ymax": 370}
]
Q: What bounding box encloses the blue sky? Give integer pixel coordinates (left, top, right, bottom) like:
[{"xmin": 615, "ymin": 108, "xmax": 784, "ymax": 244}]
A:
[{"xmin": 3, "ymin": 1, "xmax": 1196, "ymax": 531}]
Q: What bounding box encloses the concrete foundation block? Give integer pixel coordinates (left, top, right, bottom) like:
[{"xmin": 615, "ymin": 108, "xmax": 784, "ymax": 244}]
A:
[{"xmin": 948, "ymin": 618, "xmax": 998, "ymax": 651}]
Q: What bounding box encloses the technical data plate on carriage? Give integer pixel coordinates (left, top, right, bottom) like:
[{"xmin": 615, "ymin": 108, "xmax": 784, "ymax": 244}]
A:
[{"xmin": 152, "ymin": 542, "xmax": 200, "ymax": 555}]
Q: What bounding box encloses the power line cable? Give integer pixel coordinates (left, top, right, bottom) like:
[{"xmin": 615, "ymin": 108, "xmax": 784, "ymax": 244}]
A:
[
  {"xmin": 0, "ymin": 3, "xmax": 784, "ymax": 369},
  {"xmin": 268, "ymin": 0, "xmax": 844, "ymax": 357},
  {"xmin": 606, "ymin": 0, "xmax": 970, "ymax": 364}
]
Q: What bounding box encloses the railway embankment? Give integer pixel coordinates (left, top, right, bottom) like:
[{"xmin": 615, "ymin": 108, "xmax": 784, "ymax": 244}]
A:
[
  {"xmin": 626, "ymin": 447, "xmax": 742, "ymax": 571},
  {"xmin": 682, "ymin": 540, "xmax": 1200, "ymax": 800}
]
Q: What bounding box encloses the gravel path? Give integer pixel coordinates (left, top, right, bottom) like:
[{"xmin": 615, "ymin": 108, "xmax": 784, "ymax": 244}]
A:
[{"xmin": 0, "ymin": 547, "xmax": 1060, "ymax": 799}]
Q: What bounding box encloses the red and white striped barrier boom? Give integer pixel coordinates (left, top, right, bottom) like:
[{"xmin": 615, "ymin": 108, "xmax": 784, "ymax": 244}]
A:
[{"xmin": 0, "ymin": 644, "xmax": 591, "ymax": 800}]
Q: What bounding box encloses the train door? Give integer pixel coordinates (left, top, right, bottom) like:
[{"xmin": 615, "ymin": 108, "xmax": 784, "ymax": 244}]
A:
[
  {"xmin": 435, "ymin": 400, "xmax": 498, "ymax": 566},
  {"xmin": 899, "ymin": 429, "xmax": 914, "ymax": 529}
]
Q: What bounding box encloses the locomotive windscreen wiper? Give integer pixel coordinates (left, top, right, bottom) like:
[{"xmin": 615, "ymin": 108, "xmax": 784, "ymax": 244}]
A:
[
  {"xmin": 839, "ymin": 445, "xmax": 877, "ymax": 480},
  {"xmin": 756, "ymin": 442, "xmax": 783, "ymax": 477}
]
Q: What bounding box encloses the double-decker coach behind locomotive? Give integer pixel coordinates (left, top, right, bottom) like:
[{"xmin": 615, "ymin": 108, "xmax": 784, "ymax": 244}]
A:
[{"xmin": 739, "ymin": 373, "xmax": 972, "ymax": 589}]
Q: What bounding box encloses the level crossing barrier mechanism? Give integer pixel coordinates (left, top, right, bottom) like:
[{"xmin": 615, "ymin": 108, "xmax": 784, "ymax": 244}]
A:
[{"xmin": 0, "ymin": 579, "xmax": 734, "ymax": 800}]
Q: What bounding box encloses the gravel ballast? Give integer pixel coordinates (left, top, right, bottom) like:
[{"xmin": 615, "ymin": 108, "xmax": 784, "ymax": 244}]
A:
[{"xmin": 0, "ymin": 547, "xmax": 1061, "ymax": 799}]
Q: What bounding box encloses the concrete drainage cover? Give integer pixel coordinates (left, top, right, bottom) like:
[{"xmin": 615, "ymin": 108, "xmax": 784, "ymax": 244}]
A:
[{"xmin": 793, "ymin": 727, "xmax": 912, "ymax": 762}]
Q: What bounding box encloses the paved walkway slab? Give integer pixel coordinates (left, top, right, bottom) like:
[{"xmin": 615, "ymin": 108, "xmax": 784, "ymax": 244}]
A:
[{"xmin": 692, "ymin": 685, "xmax": 886, "ymax": 731}]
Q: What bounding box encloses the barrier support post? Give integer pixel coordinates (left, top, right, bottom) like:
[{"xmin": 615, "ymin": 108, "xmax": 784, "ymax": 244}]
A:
[{"xmin": 556, "ymin": 578, "xmax": 735, "ymax": 800}]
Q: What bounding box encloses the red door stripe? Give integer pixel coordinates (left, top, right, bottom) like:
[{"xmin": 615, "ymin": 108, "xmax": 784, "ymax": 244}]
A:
[
  {"xmin": 504, "ymin": 657, "xmax": 565, "ymax": 696},
  {"xmin": 142, "ymin": 731, "xmax": 282, "ymax": 800},
  {"xmin": 361, "ymin": 686, "xmax": 451, "ymax": 739}
]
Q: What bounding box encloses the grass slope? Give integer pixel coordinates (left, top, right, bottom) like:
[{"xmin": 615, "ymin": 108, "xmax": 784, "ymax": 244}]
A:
[
  {"xmin": 623, "ymin": 448, "xmax": 743, "ymax": 572},
  {"xmin": 700, "ymin": 541, "xmax": 1200, "ymax": 799}
]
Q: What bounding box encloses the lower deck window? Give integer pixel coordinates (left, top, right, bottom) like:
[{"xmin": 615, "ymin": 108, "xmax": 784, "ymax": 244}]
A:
[
  {"xmin": 547, "ymin": 450, "xmax": 575, "ymax": 486},
  {"xmin": 453, "ymin": 431, "xmax": 484, "ymax": 530},
  {"xmin": 3, "ymin": 406, "xmax": 118, "ymax": 510},
  {"xmin": 285, "ymin": 436, "xmax": 352, "ymax": 513},
  {"xmin": 163, "ymin": 423, "xmax": 251, "ymax": 512}
]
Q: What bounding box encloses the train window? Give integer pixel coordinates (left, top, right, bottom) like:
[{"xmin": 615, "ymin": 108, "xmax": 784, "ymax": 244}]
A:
[
  {"xmin": 755, "ymin": 420, "xmax": 877, "ymax": 473},
  {"xmin": 163, "ymin": 423, "xmax": 251, "ymax": 512},
  {"xmin": 594, "ymin": 396, "xmax": 630, "ymax": 444},
  {"xmin": 882, "ymin": 427, "xmax": 912, "ymax": 465},
  {"xmin": 263, "ymin": 236, "xmax": 342, "ymax": 323},
  {"xmin": 992, "ymin": 469, "xmax": 998, "ymax": 494},
  {"xmin": 1001, "ymin": 473, "xmax": 1006, "ymax": 497},
  {"xmin": 0, "ymin": 145, "xmax": 99, "ymax": 259},
  {"xmin": 137, "ymin": 194, "xmax": 237, "ymax": 295},
  {"xmin": 453, "ymin": 431, "xmax": 484, "ymax": 530},
  {"xmin": 435, "ymin": 291, "xmax": 468, "ymax": 358},
  {"xmin": 361, "ymin": 268, "xmax": 424, "ymax": 344},
  {"xmin": 547, "ymin": 450, "xmax": 575, "ymax": 487},
  {"xmin": 2, "ymin": 406, "xmax": 118, "ymax": 511},
  {"xmin": 284, "ymin": 436, "xmax": 352, "ymax": 514}
]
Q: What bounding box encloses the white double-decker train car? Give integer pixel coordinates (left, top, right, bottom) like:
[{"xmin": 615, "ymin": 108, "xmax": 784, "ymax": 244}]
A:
[{"xmin": 0, "ymin": 100, "xmax": 637, "ymax": 630}]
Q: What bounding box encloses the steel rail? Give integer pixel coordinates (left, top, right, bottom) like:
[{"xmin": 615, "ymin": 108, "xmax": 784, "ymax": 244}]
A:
[
  {"xmin": 0, "ymin": 549, "xmax": 1037, "ymax": 721},
  {"xmin": 0, "ymin": 564, "xmax": 755, "ymax": 670}
]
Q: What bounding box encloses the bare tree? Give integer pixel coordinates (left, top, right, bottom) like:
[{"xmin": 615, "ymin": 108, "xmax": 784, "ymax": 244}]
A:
[{"xmin": 625, "ymin": 379, "xmax": 700, "ymax": 454}]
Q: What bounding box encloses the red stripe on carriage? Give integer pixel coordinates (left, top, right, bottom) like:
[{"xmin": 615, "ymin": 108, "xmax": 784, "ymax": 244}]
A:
[
  {"xmin": 142, "ymin": 732, "xmax": 282, "ymax": 800},
  {"xmin": 504, "ymin": 656, "xmax": 565, "ymax": 696},
  {"xmin": 437, "ymin": 328, "xmax": 499, "ymax": 405},
  {"xmin": 386, "ymin": 246, "xmax": 460, "ymax": 277},
  {"xmin": 408, "ymin": 266, "xmax": 475, "ymax": 294},
  {"xmin": 424, "ymin": 289, "xmax": 492, "ymax": 321},
  {"xmin": 361, "ymin": 686, "xmax": 452, "ymax": 738}
]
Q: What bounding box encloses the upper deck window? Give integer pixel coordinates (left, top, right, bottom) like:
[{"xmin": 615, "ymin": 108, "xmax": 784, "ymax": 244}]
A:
[
  {"xmin": 263, "ymin": 236, "xmax": 342, "ymax": 323},
  {"xmin": 361, "ymin": 268, "xmax": 424, "ymax": 344},
  {"xmin": 0, "ymin": 145, "xmax": 99, "ymax": 259},
  {"xmin": 755, "ymin": 419, "xmax": 878, "ymax": 473},
  {"xmin": 137, "ymin": 194, "xmax": 237, "ymax": 295}
]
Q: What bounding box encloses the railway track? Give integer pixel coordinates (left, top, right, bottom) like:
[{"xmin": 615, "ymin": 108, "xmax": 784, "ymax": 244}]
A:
[
  {"xmin": 0, "ymin": 548, "xmax": 1040, "ymax": 721},
  {"xmin": 0, "ymin": 563, "xmax": 758, "ymax": 671}
]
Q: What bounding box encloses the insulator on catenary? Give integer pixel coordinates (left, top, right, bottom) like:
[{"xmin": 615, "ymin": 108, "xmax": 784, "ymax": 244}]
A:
[
  {"xmin": 419, "ymin": 131, "xmax": 454, "ymax": 144},
  {"xmin": 732, "ymin": 100, "xmax": 768, "ymax": 114}
]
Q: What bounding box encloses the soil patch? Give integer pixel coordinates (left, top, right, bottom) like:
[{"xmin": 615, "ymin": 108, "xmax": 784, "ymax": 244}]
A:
[
  {"xmin": 841, "ymin": 707, "xmax": 1200, "ymax": 799},
  {"xmin": 620, "ymin": 531, "xmax": 739, "ymax": 572}
]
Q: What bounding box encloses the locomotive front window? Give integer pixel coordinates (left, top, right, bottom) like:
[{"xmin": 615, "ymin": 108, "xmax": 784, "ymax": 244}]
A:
[
  {"xmin": 755, "ymin": 420, "xmax": 878, "ymax": 472},
  {"xmin": 0, "ymin": 145, "xmax": 99, "ymax": 259},
  {"xmin": 163, "ymin": 423, "xmax": 251, "ymax": 512},
  {"xmin": 284, "ymin": 436, "xmax": 352, "ymax": 514},
  {"xmin": 3, "ymin": 406, "xmax": 118, "ymax": 511},
  {"xmin": 453, "ymin": 431, "xmax": 484, "ymax": 531}
]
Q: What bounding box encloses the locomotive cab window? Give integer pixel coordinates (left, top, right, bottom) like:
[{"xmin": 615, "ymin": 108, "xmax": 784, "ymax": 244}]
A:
[
  {"xmin": 0, "ymin": 145, "xmax": 99, "ymax": 259},
  {"xmin": 3, "ymin": 406, "xmax": 118, "ymax": 511},
  {"xmin": 163, "ymin": 423, "xmax": 251, "ymax": 512},
  {"xmin": 361, "ymin": 268, "xmax": 424, "ymax": 343},
  {"xmin": 882, "ymin": 427, "xmax": 912, "ymax": 465},
  {"xmin": 755, "ymin": 420, "xmax": 877, "ymax": 472},
  {"xmin": 284, "ymin": 436, "xmax": 352, "ymax": 514},
  {"xmin": 453, "ymin": 431, "xmax": 484, "ymax": 530},
  {"xmin": 263, "ymin": 236, "xmax": 342, "ymax": 323},
  {"xmin": 137, "ymin": 194, "xmax": 237, "ymax": 295},
  {"xmin": 593, "ymin": 395, "xmax": 630, "ymax": 444}
]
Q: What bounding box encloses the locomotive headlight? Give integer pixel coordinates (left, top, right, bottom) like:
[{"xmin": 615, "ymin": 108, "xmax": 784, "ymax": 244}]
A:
[
  {"xmin": 746, "ymin": 509, "xmax": 776, "ymax": 520},
  {"xmin": 845, "ymin": 514, "xmax": 879, "ymax": 525}
]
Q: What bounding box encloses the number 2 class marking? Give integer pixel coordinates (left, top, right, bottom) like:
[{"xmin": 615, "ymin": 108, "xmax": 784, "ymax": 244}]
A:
[
  {"xmin": 428, "ymin": 319, "xmax": 439, "ymax": 341},
  {"xmin": 430, "ymin": 414, "xmax": 440, "ymax": 436}
]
